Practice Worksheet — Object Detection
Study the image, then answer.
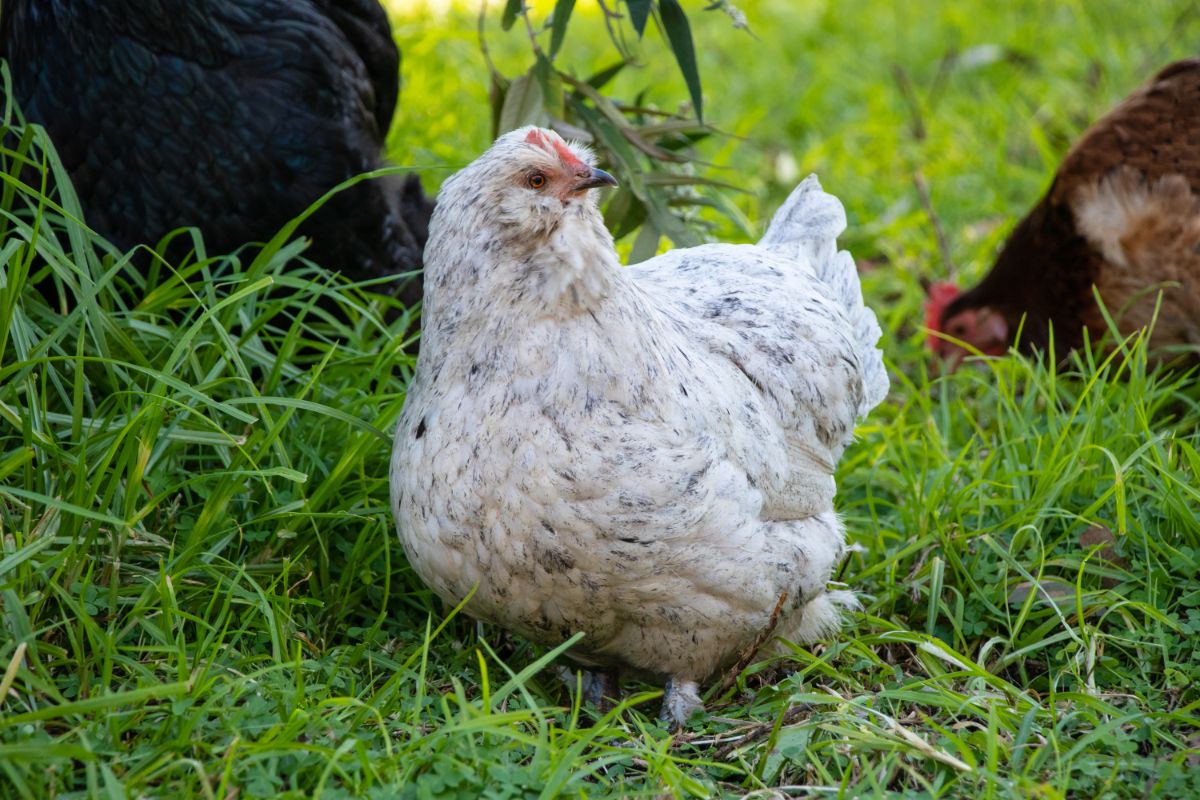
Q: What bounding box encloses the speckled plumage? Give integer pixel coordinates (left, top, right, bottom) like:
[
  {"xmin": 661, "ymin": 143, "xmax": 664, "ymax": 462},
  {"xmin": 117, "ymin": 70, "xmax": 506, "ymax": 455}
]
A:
[{"xmin": 390, "ymin": 128, "xmax": 888, "ymax": 722}]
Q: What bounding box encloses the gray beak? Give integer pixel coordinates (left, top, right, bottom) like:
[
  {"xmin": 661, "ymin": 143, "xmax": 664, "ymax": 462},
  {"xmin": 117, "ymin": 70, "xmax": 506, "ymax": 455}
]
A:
[{"xmin": 574, "ymin": 167, "xmax": 618, "ymax": 191}]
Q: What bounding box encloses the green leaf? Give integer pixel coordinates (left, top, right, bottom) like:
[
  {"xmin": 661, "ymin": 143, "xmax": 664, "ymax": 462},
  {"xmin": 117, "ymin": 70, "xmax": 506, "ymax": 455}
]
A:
[
  {"xmin": 569, "ymin": 100, "xmax": 645, "ymax": 194},
  {"xmin": 533, "ymin": 55, "xmax": 565, "ymax": 121},
  {"xmin": 0, "ymin": 487, "xmax": 127, "ymax": 528},
  {"xmin": 563, "ymin": 74, "xmax": 647, "ymax": 156},
  {"xmin": 0, "ymin": 743, "xmax": 96, "ymax": 762},
  {"xmin": 573, "ymin": 99, "xmax": 699, "ymax": 248},
  {"xmin": 489, "ymin": 70, "xmax": 510, "ymax": 138},
  {"xmin": 627, "ymin": 0, "xmax": 652, "ymax": 37},
  {"xmin": 585, "ymin": 60, "xmax": 628, "ymax": 91},
  {"xmin": 223, "ymin": 396, "xmax": 389, "ymax": 442},
  {"xmin": 643, "ymin": 173, "xmax": 749, "ymax": 192},
  {"xmin": 500, "ymin": 0, "xmax": 523, "ymax": 31},
  {"xmin": 629, "ymin": 221, "xmax": 661, "ymax": 263},
  {"xmin": 0, "ymin": 445, "xmax": 34, "ymax": 484},
  {"xmin": 1, "ymin": 681, "xmax": 192, "ymax": 725},
  {"xmin": 0, "ymin": 533, "xmax": 55, "ymax": 580},
  {"xmin": 642, "ymin": 189, "xmax": 699, "ymax": 248},
  {"xmin": 659, "ymin": 0, "xmax": 704, "ymax": 122},
  {"xmin": 677, "ymin": 189, "xmax": 757, "ymax": 239},
  {"xmin": 602, "ymin": 187, "xmax": 648, "ymax": 240},
  {"xmin": 549, "ymin": 0, "xmax": 576, "ymax": 58},
  {"xmin": 498, "ymin": 70, "xmax": 547, "ymax": 134}
]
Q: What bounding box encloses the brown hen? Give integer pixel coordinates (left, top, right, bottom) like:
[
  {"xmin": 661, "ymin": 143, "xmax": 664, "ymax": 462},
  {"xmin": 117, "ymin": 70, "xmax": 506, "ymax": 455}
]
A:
[{"xmin": 927, "ymin": 58, "xmax": 1200, "ymax": 366}]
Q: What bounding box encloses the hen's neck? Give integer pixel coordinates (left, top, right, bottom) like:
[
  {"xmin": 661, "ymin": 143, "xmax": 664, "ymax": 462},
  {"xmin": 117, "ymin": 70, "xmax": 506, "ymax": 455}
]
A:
[
  {"xmin": 526, "ymin": 217, "xmax": 622, "ymax": 312},
  {"xmin": 422, "ymin": 204, "xmax": 624, "ymax": 333},
  {"xmin": 415, "ymin": 200, "xmax": 671, "ymax": 407}
]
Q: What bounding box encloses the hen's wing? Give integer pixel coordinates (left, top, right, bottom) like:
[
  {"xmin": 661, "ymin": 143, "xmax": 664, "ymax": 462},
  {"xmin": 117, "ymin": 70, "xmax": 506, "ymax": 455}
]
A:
[
  {"xmin": 1054, "ymin": 58, "xmax": 1200, "ymax": 199},
  {"xmin": 1061, "ymin": 59, "xmax": 1200, "ymax": 345},
  {"xmin": 630, "ymin": 177, "xmax": 887, "ymax": 518}
]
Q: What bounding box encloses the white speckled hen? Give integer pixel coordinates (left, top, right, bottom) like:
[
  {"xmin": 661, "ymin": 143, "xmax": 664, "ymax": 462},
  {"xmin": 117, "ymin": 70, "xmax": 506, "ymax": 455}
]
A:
[{"xmin": 390, "ymin": 127, "xmax": 888, "ymax": 726}]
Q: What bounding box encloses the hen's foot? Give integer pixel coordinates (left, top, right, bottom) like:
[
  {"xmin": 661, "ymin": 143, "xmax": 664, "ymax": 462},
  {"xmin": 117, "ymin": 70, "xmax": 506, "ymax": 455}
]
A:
[
  {"xmin": 580, "ymin": 669, "xmax": 620, "ymax": 713},
  {"xmin": 560, "ymin": 668, "xmax": 620, "ymax": 716},
  {"xmin": 660, "ymin": 677, "xmax": 703, "ymax": 729}
]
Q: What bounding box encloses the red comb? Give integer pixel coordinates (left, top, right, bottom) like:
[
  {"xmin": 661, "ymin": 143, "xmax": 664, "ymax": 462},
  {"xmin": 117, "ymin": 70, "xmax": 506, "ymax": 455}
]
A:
[
  {"xmin": 923, "ymin": 281, "xmax": 961, "ymax": 349},
  {"xmin": 523, "ymin": 128, "xmax": 586, "ymax": 170},
  {"xmin": 523, "ymin": 129, "xmax": 551, "ymax": 148}
]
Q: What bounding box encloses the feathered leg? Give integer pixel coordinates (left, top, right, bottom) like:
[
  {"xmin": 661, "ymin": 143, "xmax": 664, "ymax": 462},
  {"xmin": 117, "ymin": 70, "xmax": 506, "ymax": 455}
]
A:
[
  {"xmin": 580, "ymin": 669, "xmax": 619, "ymax": 712},
  {"xmin": 660, "ymin": 677, "xmax": 703, "ymax": 729}
]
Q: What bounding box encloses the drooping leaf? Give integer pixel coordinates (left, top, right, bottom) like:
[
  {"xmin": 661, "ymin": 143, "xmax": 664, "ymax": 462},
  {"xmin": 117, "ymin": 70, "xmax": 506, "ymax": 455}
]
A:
[
  {"xmin": 491, "ymin": 2, "xmax": 721, "ymax": 248},
  {"xmin": 626, "ymin": 0, "xmax": 652, "ymax": 37},
  {"xmin": 498, "ymin": 70, "xmax": 546, "ymax": 134},
  {"xmin": 638, "ymin": 119, "xmax": 713, "ymax": 146},
  {"xmin": 500, "ymin": 0, "xmax": 523, "ymax": 31},
  {"xmin": 658, "ymin": 0, "xmax": 703, "ymax": 122},
  {"xmin": 585, "ymin": 61, "xmax": 628, "ymax": 91},
  {"xmin": 549, "ymin": 0, "xmax": 576, "ymax": 58},
  {"xmin": 569, "ymin": 101, "xmax": 644, "ymax": 194},
  {"xmin": 489, "ymin": 71, "xmax": 510, "ymax": 138},
  {"xmin": 629, "ymin": 221, "xmax": 661, "ymax": 263},
  {"xmin": 602, "ymin": 187, "xmax": 648, "ymax": 240},
  {"xmin": 640, "ymin": 188, "xmax": 700, "ymax": 248},
  {"xmin": 644, "ymin": 173, "xmax": 748, "ymax": 192},
  {"xmin": 564, "ymin": 73, "xmax": 645, "ymax": 143},
  {"xmin": 577, "ymin": 100, "xmax": 698, "ymax": 248},
  {"xmin": 677, "ymin": 189, "xmax": 756, "ymax": 239},
  {"xmin": 621, "ymin": 127, "xmax": 688, "ymax": 162},
  {"xmin": 534, "ymin": 55, "xmax": 564, "ymax": 121}
]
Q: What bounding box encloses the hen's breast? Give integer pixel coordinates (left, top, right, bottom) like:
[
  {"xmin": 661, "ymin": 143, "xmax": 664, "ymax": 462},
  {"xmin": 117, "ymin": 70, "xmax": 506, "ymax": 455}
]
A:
[{"xmin": 390, "ymin": 297, "xmax": 816, "ymax": 674}]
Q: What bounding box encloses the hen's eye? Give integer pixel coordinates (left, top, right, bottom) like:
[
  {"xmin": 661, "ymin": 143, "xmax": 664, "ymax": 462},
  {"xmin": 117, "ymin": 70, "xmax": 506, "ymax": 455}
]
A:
[{"xmin": 527, "ymin": 172, "xmax": 546, "ymax": 190}]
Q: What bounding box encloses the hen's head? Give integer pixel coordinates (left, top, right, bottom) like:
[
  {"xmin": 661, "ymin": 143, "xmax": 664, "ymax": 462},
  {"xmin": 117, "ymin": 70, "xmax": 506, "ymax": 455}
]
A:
[
  {"xmin": 924, "ymin": 281, "xmax": 1010, "ymax": 367},
  {"xmin": 442, "ymin": 126, "xmax": 617, "ymax": 240}
]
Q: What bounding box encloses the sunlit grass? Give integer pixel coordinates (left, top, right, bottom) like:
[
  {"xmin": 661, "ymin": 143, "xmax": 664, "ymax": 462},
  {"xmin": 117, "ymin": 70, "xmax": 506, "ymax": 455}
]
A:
[{"xmin": 3, "ymin": 1, "xmax": 1200, "ymax": 797}]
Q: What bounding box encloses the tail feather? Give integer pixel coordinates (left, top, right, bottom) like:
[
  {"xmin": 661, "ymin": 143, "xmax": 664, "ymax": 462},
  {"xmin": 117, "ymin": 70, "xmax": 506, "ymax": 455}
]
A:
[
  {"xmin": 776, "ymin": 589, "xmax": 861, "ymax": 645},
  {"xmin": 760, "ymin": 175, "xmax": 889, "ymax": 415}
]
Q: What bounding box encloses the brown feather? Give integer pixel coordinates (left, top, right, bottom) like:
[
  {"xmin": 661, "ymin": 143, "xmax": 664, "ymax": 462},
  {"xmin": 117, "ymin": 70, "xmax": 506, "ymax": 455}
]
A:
[{"xmin": 940, "ymin": 58, "xmax": 1200, "ymax": 359}]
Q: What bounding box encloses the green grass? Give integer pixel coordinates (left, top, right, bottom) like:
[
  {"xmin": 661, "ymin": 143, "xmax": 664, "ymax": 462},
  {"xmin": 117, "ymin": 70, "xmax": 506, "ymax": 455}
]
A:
[{"xmin": 3, "ymin": 0, "xmax": 1200, "ymax": 796}]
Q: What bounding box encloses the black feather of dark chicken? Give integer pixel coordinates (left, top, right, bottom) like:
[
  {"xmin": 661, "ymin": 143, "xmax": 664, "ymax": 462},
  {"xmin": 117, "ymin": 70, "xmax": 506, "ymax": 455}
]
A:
[{"xmin": 0, "ymin": 0, "xmax": 433, "ymax": 307}]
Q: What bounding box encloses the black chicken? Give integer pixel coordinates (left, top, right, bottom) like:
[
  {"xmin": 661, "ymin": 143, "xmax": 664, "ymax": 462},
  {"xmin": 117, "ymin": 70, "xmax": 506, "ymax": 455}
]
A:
[{"xmin": 0, "ymin": 0, "xmax": 432, "ymax": 306}]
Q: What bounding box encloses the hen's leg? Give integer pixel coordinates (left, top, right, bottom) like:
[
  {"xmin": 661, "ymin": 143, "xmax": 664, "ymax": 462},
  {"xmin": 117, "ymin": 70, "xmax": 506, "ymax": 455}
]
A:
[
  {"xmin": 580, "ymin": 669, "xmax": 620, "ymax": 712},
  {"xmin": 660, "ymin": 677, "xmax": 703, "ymax": 728}
]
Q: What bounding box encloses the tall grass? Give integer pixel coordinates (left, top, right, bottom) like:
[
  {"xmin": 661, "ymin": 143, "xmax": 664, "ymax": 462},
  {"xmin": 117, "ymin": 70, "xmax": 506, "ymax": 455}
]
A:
[{"xmin": 3, "ymin": 1, "xmax": 1200, "ymax": 797}]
